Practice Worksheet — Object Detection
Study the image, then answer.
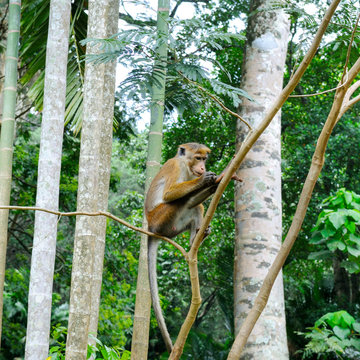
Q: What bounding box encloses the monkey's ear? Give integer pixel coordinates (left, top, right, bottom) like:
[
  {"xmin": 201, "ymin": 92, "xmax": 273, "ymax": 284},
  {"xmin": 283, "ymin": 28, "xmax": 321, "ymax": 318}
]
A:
[{"xmin": 178, "ymin": 146, "xmax": 186, "ymax": 156}]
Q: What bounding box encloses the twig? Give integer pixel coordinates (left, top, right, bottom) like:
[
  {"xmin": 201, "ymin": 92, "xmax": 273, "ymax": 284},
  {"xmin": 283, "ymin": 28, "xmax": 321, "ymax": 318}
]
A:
[
  {"xmin": 289, "ymin": 78, "xmax": 347, "ymax": 98},
  {"xmin": 290, "ymin": 11, "xmax": 360, "ymax": 99},
  {"xmin": 341, "ymin": 12, "xmax": 360, "ymax": 83},
  {"xmin": 0, "ymin": 205, "xmax": 187, "ymax": 257},
  {"xmin": 181, "ymin": 73, "xmax": 253, "ymax": 130}
]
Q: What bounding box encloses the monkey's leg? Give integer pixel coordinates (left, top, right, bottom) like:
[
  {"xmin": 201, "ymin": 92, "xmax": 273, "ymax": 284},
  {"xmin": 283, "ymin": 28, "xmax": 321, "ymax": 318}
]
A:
[{"xmin": 189, "ymin": 205, "xmax": 212, "ymax": 246}]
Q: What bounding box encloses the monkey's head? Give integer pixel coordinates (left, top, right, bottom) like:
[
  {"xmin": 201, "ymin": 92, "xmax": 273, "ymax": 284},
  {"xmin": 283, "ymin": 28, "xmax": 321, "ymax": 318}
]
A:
[{"xmin": 177, "ymin": 143, "xmax": 211, "ymax": 177}]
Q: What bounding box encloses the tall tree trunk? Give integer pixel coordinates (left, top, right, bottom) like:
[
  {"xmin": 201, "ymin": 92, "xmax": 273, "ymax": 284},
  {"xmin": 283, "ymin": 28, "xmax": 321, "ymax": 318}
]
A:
[
  {"xmin": 88, "ymin": 0, "xmax": 119, "ymax": 339},
  {"xmin": 0, "ymin": 0, "xmax": 21, "ymax": 345},
  {"xmin": 234, "ymin": 0, "xmax": 290, "ymax": 358},
  {"xmin": 131, "ymin": 1, "xmax": 169, "ymax": 358},
  {"xmin": 65, "ymin": 0, "xmax": 119, "ymax": 359},
  {"xmin": 24, "ymin": 1, "xmax": 71, "ymax": 359},
  {"xmin": 0, "ymin": 1, "xmax": 8, "ymax": 124}
]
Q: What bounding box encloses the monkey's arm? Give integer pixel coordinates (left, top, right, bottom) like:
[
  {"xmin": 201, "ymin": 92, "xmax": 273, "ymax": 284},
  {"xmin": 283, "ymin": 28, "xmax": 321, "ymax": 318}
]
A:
[{"xmin": 163, "ymin": 172, "xmax": 216, "ymax": 202}]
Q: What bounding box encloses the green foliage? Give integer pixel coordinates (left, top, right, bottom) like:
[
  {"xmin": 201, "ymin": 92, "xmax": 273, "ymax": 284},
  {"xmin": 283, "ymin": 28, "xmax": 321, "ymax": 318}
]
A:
[
  {"xmin": 19, "ymin": 0, "xmax": 135, "ymax": 136},
  {"xmin": 48, "ymin": 329, "xmax": 131, "ymax": 360},
  {"xmin": 20, "ymin": 0, "xmax": 87, "ymax": 132},
  {"xmin": 298, "ymin": 311, "xmax": 360, "ymax": 359},
  {"xmin": 47, "ymin": 324, "xmax": 67, "ymax": 360},
  {"xmin": 310, "ymin": 189, "xmax": 360, "ymax": 273},
  {"xmin": 83, "ymin": 15, "xmax": 249, "ymax": 119},
  {"xmin": 87, "ymin": 335, "xmax": 131, "ymax": 360},
  {"xmin": 0, "ymin": 268, "xmax": 29, "ymax": 360}
]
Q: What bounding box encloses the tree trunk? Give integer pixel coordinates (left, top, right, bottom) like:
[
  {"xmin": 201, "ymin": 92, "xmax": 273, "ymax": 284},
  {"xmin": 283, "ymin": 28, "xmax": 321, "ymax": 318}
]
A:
[
  {"xmin": 234, "ymin": 0, "xmax": 290, "ymax": 358},
  {"xmin": 0, "ymin": 1, "xmax": 8, "ymax": 124},
  {"xmin": 0, "ymin": 0, "xmax": 21, "ymax": 345},
  {"xmin": 131, "ymin": 1, "xmax": 169, "ymax": 358},
  {"xmin": 24, "ymin": 1, "xmax": 71, "ymax": 359},
  {"xmin": 65, "ymin": 0, "xmax": 119, "ymax": 359}
]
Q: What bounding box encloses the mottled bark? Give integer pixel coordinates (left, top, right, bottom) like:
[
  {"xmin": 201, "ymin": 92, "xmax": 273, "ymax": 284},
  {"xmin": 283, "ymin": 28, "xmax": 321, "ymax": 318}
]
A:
[
  {"xmin": 65, "ymin": 0, "xmax": 119, "ymax": 359},
  {"xmin": 24, "ymin": 1, "xmax": 71, "ymax": 359},
  {"xmin": 88, "ymin": 0, "xmax": 119, "ymax": 338},
  {"xmin": 234, "ymin": 0, "xmax": 290, "ymax": 358},
  {"xmin": 0, "ymin": 0, "xmax": 20, "ymax": 345},
  {"xmin": 131, "ymin": 1, "xmax": 169, "ymax": 358}
]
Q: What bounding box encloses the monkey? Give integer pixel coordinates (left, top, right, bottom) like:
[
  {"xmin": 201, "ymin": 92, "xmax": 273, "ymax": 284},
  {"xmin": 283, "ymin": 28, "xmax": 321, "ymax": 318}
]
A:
[{"xmin": 144, "ymin": 143, "xmax": 221, "ymax": 353}]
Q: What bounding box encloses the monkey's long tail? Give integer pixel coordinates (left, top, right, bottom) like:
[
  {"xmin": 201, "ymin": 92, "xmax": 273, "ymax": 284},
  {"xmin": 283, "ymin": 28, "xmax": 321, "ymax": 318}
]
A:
[{"xmin": 148, "ymin": 236, "xmax": 173, "ymax": 353}]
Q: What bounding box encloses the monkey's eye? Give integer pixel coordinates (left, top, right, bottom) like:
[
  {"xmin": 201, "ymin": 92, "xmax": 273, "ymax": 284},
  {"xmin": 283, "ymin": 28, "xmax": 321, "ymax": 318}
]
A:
[{"xmin": 195, "ymin": 156, "xmax": 202, "ymax": 160}]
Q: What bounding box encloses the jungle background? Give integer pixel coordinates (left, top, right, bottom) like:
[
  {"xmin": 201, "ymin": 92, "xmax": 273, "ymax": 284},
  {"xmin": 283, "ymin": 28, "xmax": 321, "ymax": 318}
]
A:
[{"xmin": 0, "ymin": 0, "xmax": 360, "ymax": 359}]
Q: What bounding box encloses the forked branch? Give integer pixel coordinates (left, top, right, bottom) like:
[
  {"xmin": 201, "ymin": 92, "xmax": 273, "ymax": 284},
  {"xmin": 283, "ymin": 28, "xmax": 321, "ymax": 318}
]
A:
[
  {"xmin": 168, "ymin": 0, "xmax": 342, "ymax": 359},
  {"xmin": 227, "ymin": 54, "xmax": 360, "ymax": 360}
]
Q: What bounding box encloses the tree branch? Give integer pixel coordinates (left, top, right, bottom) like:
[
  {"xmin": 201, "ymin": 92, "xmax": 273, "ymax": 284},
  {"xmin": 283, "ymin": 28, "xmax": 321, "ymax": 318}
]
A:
[
  {"xmin": 170, "ymin": 0, "xmax": 210, "ymax": 18},
  {"xmin": 181, "ymin": 74, "xmax": 252, "ymax": 130},
  {"xmin": 118, "ymin": 12, "xmax": 156, "ymax": 27},
  {"xmin": 0, "ymin": 205, "xmax": 187, "ymax": 257}
]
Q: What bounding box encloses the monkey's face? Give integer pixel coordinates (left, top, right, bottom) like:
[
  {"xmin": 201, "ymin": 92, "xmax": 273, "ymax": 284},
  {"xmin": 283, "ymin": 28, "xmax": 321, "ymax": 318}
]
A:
[
  {"xmin": 177, "ymin": 143, "xmax": 211, "ymax": 178},
  {"xmin": 189, "ymin": 151, "xmax": 208, "ymax": 177}
]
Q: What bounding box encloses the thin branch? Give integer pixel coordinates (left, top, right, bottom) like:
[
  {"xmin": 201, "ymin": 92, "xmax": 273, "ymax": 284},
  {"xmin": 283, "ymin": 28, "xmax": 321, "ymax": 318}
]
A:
[
  {"xmin": 118, "ymin": 12, "xmax": 156, "ymax": 27},
  {"xmin": 170, "ymin": 0, "xmax": 210, "ymax": 18},
  {"xmin": 290, "ymin": 12, "xmax": 360, "ymax": 99},
  {"xmin": 181, "ymin": 74, "xmax": 253, "ymax": 130},
  {"xmin": 0, "ymin": 205, "xmax": 187, "ymax": 257},
  {"xmin": 288, "ymin": 79, "xmax": 347, "ymax": 98},
  {"xmin": 338, "ymin": 78, "xmax": 360, "ymax": 119},
  {"xmin": 341, "ymin": 11, "xmax": 360, "ymax": 83},
  {"xmin": 15, "ymin": 104, "xmax": 33, "ymax": 120}
]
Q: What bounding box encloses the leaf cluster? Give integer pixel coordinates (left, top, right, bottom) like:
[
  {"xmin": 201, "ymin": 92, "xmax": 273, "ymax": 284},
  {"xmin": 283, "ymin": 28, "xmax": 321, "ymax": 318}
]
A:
[
  {"xmin": 298, "ymin": 310, "xmax": 360, "ymax": 359},
  {"xmin": 310, "ymin": 189, "xmax": 360, "ymax": 273},
  {"xmin": 84, "ymin": 15, "xmax": 247, "ymax": 118}
]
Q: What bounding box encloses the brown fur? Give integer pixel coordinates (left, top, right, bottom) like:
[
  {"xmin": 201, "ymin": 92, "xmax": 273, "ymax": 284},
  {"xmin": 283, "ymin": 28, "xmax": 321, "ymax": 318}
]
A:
[{"xmin": 145, "ymin": 143, "xmax": 218, "ymax": 352}]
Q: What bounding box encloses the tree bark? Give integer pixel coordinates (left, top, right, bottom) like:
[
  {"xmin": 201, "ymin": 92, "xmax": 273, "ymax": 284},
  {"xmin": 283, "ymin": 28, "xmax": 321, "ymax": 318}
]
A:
[
  {"xmin": 88, "ymin": 0, "xmax": 119, "ymax": 339},
  {"xmin": 24, "ymin": 1, "xmax": 71, "ymax": 359},
  {"xmin": 131, "ymin": 1, "xmax": 170, "ymax": 358},
  {"xmin": 0, "ymin": 0, "xmax": 21, "ymax": 345},
  {"xmin": 234, "ymin": 0, "xmax": 290, "ymax": 358},
  {"xmin": 65, "ymin": 0, "xmax": 119, "ymax": 359}
]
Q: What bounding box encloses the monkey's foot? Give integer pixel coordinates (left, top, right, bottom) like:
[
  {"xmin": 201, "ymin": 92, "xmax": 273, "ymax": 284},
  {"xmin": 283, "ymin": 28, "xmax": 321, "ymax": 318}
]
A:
[{"xmin": 204, "ymin": 226, "xmax": 211, "ymax": 238}]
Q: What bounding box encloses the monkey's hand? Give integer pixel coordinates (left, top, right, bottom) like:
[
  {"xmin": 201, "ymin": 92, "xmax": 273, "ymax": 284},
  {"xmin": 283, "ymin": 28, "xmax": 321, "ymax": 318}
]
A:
[
  {"xmin": 201, "ymin": 171, "xmax": 217, "ymax": 185},
  {"xmin": 215, "ymin": 172, "xmax": 243, "ymax": 184}
]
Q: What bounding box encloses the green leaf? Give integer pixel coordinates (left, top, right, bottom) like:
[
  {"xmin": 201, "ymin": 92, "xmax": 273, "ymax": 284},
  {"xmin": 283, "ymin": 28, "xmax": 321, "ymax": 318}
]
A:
[
  {"xmin": 349, "ymin": 338, "xmax": 360, "ymax": 350},
  {"xmin": 345, "ymin": 221, "xmax": 356, "ymax": 234},
  {"xmin": 308, "ymin": 250, "xmax": 333, "ymax": 260},
  {"xmin": 320, "ymin": 226, "xmax": 336, "ymax": 238},
  {"xmin": 329, "ymin": 212, "xmax": 346, "ymax": 229},
  {"xmin": 347, "ymin": 209, "xmax": 360, "ymax": 222},
  {"xmin": 347, "ymin": 246, "xmax": 360, "ymax": 257},
  {"xmin": 349, "ymin": 234, "xmax": 360, "ymax": 246},
  {"xmin": 310, "ymin": 231, "xmax": 324, "ymax": 244},
  {"xmin": 341, "ymin": 260, "xmax": 360, "ymax": 274},
  {"xmin": 327, "ymin": 239, "xmax": 345, "ymax": 252},
  {"xmin": 333, "ymin": 325, "xmax": 350, "ymax": 339},
  {"xmin": 316, "ymin": 311, "xmax": 355, "ymax": 328},
  {"xmin": 352, "ymin": 322, "xmax": 360, "ymax": 332},
  {"xmin": 344, "ymin": 191, "xmax": 353, "ymax": 205}
]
